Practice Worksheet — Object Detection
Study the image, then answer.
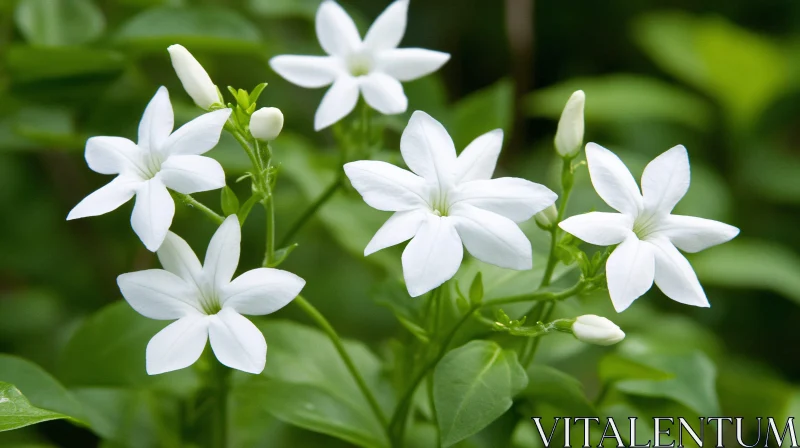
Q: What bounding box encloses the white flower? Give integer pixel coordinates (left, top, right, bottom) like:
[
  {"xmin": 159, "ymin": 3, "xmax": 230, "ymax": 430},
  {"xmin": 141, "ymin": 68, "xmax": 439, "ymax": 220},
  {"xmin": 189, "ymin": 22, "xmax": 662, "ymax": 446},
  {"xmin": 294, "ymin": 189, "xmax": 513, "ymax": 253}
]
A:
[
  {"xmin": 534, "ymin": 204, "xmax": 558, "ymax": 229},
  {"xmin": 117, "ymin": 215, "xmax": 305, "ymax": 374},
  {"xmin": 344, "ymin": 111, "xmax": 557, "ymax": 297},
  {"xmin": 167, "ymin": 44, "xmax": 221, "ymax": 110},
  {"xmin": 67, "ymin": 87, "xmax": 231, "ymax": 252},
  {"xmin": 554, "ymin": 90, "xmax": 585, "ymax": 158},
  {"xmin": 559, "ymin": 143, "xmax": 739, "ymax": 312},
  {"xmin": 269, "ymin": 0, "xmax": 450, "ymax": 130},
  {"xmin": 572, "ymin": 315, "xmax": 625, "ymax": 346},
  {"xmin": 249, "ymin": 107, "xmax": 284, "ymax": 141}
]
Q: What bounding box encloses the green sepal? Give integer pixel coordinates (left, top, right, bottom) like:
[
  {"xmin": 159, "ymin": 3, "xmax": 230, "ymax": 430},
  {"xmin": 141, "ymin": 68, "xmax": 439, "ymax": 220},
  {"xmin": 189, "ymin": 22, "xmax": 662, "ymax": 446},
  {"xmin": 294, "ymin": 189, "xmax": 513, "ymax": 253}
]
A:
[
  {"xmin": 468, "ymin": 272, "xmax": 484, "ymax": 305},
  {"xmin": 249, "ymin": 83, "xmax": 268, "ymax": 104},
  {"xmin": 268, "ymin": 243, "xmax": 299, "ymax": 268},
  {"xmin": 220, "ymin": 186, "xmax": 240, "ymax": 216}
]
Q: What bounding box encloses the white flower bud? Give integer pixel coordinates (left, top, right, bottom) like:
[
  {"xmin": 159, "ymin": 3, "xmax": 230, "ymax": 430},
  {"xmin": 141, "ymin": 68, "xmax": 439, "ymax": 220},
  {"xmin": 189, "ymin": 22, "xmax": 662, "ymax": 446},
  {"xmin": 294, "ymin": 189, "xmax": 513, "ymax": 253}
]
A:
[
  {"xmin": 554, "ymin": 90, "xmax": 585, "ymax": 158},
  {"xmin": 167, "ymin": 44, "xmax": 220, "ymax": 110},
  {"xmin": 534, "ymin": 204, "xmax": 558, "ymax": 229},
  {"xmin": 250, "ymin": 107, "xmax": 284, "ymax": 141},
  {"xmin": 572, "ymin": 314, "xmax": 624, "ymax": 346}
]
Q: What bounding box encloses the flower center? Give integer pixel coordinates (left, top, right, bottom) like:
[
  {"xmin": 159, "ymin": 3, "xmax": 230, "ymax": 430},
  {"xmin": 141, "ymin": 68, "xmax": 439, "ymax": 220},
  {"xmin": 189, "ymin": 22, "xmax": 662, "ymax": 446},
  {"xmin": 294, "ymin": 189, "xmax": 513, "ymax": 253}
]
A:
[
  {"xmin": 346, "ymin": 52, "xmax": 374, "ymax": 77},
  {"xmin": 197, "ymin": 282, "xmax": 222, "ymax": 315},
  {"xmin": 632, "ymin": 213, "xmax": 660, "ymax": 240},
  {"xmin": 429, "ymin": 188, "xmax": 450, "ymax": 217}
]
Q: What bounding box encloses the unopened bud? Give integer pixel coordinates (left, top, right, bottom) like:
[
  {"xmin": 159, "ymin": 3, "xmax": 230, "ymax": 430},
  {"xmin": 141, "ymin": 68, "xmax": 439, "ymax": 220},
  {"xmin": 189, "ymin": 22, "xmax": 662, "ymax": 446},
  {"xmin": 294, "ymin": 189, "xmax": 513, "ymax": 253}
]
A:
[
  {"xmin": 554, "ymin": 90, "xmax": 585, "ymax": 158},
  {"xmin": 168, "ymin": 44, "xmax": 220, "ymax": 109},
  {"xmin": 572, "ymin": 315, "xmax": 624, "ymax": 346},
  {"xmin": 250, "ymin": 107, "xmax": 284, "ymax": 141},
  {"xmin": 534, "ymin": 204, "xmax": 558, "ymax": 230}
]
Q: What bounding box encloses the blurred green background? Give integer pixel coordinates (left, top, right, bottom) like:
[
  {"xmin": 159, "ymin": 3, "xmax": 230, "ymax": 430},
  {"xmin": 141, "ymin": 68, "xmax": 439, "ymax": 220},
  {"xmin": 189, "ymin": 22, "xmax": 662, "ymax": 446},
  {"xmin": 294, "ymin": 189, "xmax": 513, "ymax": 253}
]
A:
[{"xmin": 1, "ymin": 0, "xmax": 800, "ymax": 446}]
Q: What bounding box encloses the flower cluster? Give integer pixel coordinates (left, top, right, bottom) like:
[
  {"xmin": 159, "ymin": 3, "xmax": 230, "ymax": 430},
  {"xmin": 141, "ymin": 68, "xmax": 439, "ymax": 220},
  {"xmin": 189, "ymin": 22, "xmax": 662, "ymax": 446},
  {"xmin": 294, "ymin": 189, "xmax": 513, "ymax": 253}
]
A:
[{"xmin": 67, "ymin": 0, "xmax": 740, "ymax": 379}]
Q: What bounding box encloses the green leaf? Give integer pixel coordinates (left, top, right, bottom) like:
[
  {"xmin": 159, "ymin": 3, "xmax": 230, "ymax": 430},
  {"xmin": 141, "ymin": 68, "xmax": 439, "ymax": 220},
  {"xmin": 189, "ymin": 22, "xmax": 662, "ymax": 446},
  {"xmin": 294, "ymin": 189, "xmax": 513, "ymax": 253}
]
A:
[
  {"xmin": 14, "ymin": 0, "xmax": 105, "ymax": 47},
  {"xmin": 57, "ymin": 301, "xmax": 199, "ymax": 394},
  {"xmin": 247, "ymin": 0, "xmax": 319, "ymax": 19},
  {"xmin": 0, "ymin": 355, "xmax": 85, "ymax": 423},
  {"xmin": 523, "ymin": 365, "xmax": 596, "ymax": 416},
  {"xmin": 115, "ymin": 6, "xmax": 262, "ymax": 52},
  {"xmin": 6, "ymin": 46, "xmax": 125, "ymax": 83},
  {"xmin": 468, "ymin": 272, "xmax": 484, "ymax": 305},
  {"xmin": 433, "ymin": 340, "xmax": 528, "ymax": 447},
  {"xmin": 235, "ymin": 319, "xmax": 390, "ymax": 448},
  {"xmin": 632, "ymin": 11, "xmax": 790, "ymax": 125},
  {"xmin": 690, "ymin": 239, "xmax": 800, "ymax": 306},
  {"xmin": 0, "ymin": 382, "xmax": 69, "ymax": 432},
  {"xmin": 447, "ymin": 79, "xmax": 513, "ymax": 150},
  {"xmin": 221, "ymin": 186, "xmax": 240, "ymax": 216},
  {"xmin": 524, "ymin": 74, "xmax": 712, "ymax": 130},
  {"xmin": 236, "ymin": 379, "xmax": 387, "ymax": 448},
  {"xmin": 599, "ymin": 351, "xmax": 720, "ymax": 415}
]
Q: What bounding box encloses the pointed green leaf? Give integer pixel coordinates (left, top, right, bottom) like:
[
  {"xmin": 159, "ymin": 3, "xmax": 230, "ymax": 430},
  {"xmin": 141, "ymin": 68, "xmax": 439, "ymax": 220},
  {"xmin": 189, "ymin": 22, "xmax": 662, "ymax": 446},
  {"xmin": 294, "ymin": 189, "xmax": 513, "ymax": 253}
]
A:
[
  {"xmin": 433, "ymin": 340, "xmax": 528, "ymax": 447},
  {"xmin": 220, "ymin": 186, "xmax": 240, "ymax": 216},
  {"xmin": 0, "ymin": 355, "xmax": 86, "ymax": 423},
  {"xmin": 0, "ymin": 382, "xmax": 69, "ymax": 432}
]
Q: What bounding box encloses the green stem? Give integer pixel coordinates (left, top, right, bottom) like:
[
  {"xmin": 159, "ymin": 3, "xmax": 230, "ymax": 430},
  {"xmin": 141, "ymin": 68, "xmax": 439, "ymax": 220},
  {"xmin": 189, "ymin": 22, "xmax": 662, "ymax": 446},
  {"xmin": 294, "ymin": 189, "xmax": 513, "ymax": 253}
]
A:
[
  {"xmin": 171, "ymin": 192, "xmax": 224, "ymax": 225},
  {"xmin": 540, "ymin": 157, "xmax": 575, "ymax": 288},
  {"xmin": 294, "ymin": 295, "xmax": 389, "ymax": 431},
  {"xmin": 279, "ymin": 176, "xmax": 344, "ymax": 247},
  {"xmin": 212, "ymin": 360, "xmax": 230, "ymax": 448},
  {"xmin": 521, "ymin": 302, "xmax": 555, "ymax": 366},
  {"xmin": 361, "ymin": 101, "xmax": 371, "ymax": 157}
]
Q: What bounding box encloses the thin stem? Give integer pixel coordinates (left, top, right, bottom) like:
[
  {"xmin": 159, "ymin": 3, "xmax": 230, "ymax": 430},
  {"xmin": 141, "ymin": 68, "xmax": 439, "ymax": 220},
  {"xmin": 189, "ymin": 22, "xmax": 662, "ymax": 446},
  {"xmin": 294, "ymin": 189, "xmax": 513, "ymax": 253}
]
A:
[
  {"xmin": 521, "ymin": 302, "xmax": 555, "ymax": 366},
  {"xmin": 294, "ymin": 295, "xmax": 389, "ymax": 430},
  {"xmin": 487, "ymin": 281, "xmax": 586, "ymax": 306},
  {"xmin": 171, "ymin": 192, "xmax": 224, "ymax": 225},
  {"xmin": 212, "ymin": 360, "xmax": 230, "ymax": 448},
  {"xmin": 361, "ymin": 101, "xmax": 371, "ymax": 157},
  {"xmin": 540, "ymin": 157, "xmax": 574, "ymax": 288},
  {"xmin": 278, "ymin": 176, "xmax": 344, "ymax": 247}
]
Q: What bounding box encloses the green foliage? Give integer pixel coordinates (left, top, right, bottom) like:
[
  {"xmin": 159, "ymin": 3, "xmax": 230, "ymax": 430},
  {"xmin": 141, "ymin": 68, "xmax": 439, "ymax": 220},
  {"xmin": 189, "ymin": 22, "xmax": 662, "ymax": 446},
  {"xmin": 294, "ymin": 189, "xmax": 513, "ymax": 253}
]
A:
[
  {"xmin": 6, "ymin": 46, "xmax": 125, "ymax": 84},
  {"xmin": 0, "ymin": 382, "xmax": 70, "ymax": 432},
  {"xmin": 14, "ymin": 0, "xmax": 105, "ymax": 47},
  {"xmin": 247, "ymin": 0, "xmax": 319, "ymax": 20},
  {"xmin": 0, "ymin": 355, "xmax": 85, "ymax": 424},
  {"xmin": 115, "ymin": 6, "xmax": 263, "ymax": 52},
  {"xmin": 220, "ymin": 186, "xmax": 240, "ymax": 216},
  {"xmin": 447, "ymin": 79, "xmax": 514, "ymax": 150},
  {"xmin": 433, "ymin": 340, "xmax": 528, "ymax": 447},
  {"xmin": 235, "ymin": 320, "xmax": 390, "ymax": 448}
]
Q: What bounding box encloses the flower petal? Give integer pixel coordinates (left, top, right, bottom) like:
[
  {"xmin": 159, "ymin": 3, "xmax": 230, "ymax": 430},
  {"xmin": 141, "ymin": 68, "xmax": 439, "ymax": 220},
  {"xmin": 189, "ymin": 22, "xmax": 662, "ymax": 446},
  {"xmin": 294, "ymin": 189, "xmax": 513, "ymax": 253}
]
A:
[
  {"xmin": 222, "ymin": 268, "xmax": 305, "ymax": 315},
  {"xmin": 450, "ymin": 203, "xmax": 531, "ymax": 270},
  {"xmin": 659, "ymin": 215, "xmax": 740, "ymax": 253},
  {"xmin": 360, "ymin": 72, "xmax": 408, "ymax": 115},
  {"xmin": 649, "ymin": 238, "xmax": 708, "ymax": 307},
  {"xmin": 454, "ymin": 129, "xmax": 502, "ymax": 183},
  {"xmin": 146, "ymin": 315, "xmax": 209, "ymax": 375},
  {"xmin": 316, "ymin": 0, "xmax": 361, "ymax": 57},
  {"xmin": 131, "ymin": 178, "xmax": 175, "ymax": 252},
  {"xmin": 269, "ymin": 55, "xmax": 341, "ymax": 88},
  {"xmin": 450, "ymin": 177, "xmax": 557, "ymax": 223},
  {"xmin": 343, "ymin": 160, "xmax": 428, "ymax": 211},
  {"xmin": 376, "ymin": 48, "xmax": 450, "ymax": 82},
  {"xmin": 160, "ymin": 155, "xmax": 225, "ymax": 194},
  {"xmin": 314, "ymin": 76, "xmax": 360, "ymax": 130},
  {"xmin": 208, "ymin": 308, "xmax": 266, "ymax": 374},
  {"xmin": 67, "ymin": 175, "xmax": 139, "ymax": 220},
  {"xmin": 585, "ymin": 142, "xmax": 642, "ymax": 217},
  {"xmin": 138, "ymin": 86, "xmax": 174, "ymax": 152},
  {"xmin": 163, "ymin": 109, "xmax": 231, "ymax": 156},
  {"xmin": 641, "ymin": 145, "xmax": 690, "ymax": 215},
  {"xmin": 400, "ymin": 111, "xmax": 457, "ymax": 187},
  {"xmin": 85, "ymin": 136, "xmax": 144, "ymax": 176},
  {"xmin": 605, "ymin": 236, "xmax": 655, "ymax": 312},
  {"xmin": 203, "ymin": 215, "xmax": 241, "ymax": 291},
  {"xmin": 118, "ymin": 269, "xmax": 201, "ymax": 319},
  {"xmin": 401, "ymin": 215, "xmax": 463, "ymax": 297},
  {"xmin": 365, "ymin": 209, "xmax": 426, "ymax": 255},
  {"xmin": 363, "ymin": 0, "xmax": 408, "ymax": 51},
  {"xmin": 157, "ymin": 231, "xmax": 203, "ymax": 285},
  {"xmin": 559, "ymin": 212, "xmax": 634, "ymax": 246}
]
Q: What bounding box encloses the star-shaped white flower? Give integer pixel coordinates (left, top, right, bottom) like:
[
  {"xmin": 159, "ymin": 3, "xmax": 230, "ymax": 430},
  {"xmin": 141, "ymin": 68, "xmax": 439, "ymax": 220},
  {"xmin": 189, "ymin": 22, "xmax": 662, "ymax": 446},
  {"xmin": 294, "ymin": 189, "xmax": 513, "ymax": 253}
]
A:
[
  {"xmin": 269, "ymin": 0, "xmax": 450, "ymax": 130},
  {"xmin": 117, "ymin": 216, "xmax": 305, "ymax": 374},
  {"xmin": 67, "ymin": 87, "xmax": 231, "ymax": 251},
  {"xmin": 559, "ymin": 143, "xmax": 739, "ymax": 312},
  {"xmin": 344, "ymin": 111, "xmax": 557, "ymax": 297}
]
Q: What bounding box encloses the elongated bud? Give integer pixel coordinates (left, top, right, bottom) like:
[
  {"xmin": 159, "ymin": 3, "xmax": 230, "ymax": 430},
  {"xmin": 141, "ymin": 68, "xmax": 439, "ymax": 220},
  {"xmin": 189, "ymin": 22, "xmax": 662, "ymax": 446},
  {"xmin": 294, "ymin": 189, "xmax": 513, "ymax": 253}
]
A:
[
  {"xmin": 534, "ymin": 204, "xmax": 558, "ymax": 230},
  {"xmin": 572, "ymin": 315, "xmax": 624, "ymax": 346},
  {"xmin": 250, "ymin": 107, "xmax": 284, "ymax": 141},
  {"xmin": 554, "ymin": 90, "xmax": 585, "ymax": 158},
  {"xmin": 168, "ymin": 44, "xmax": 220, "ymax": 110}
]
